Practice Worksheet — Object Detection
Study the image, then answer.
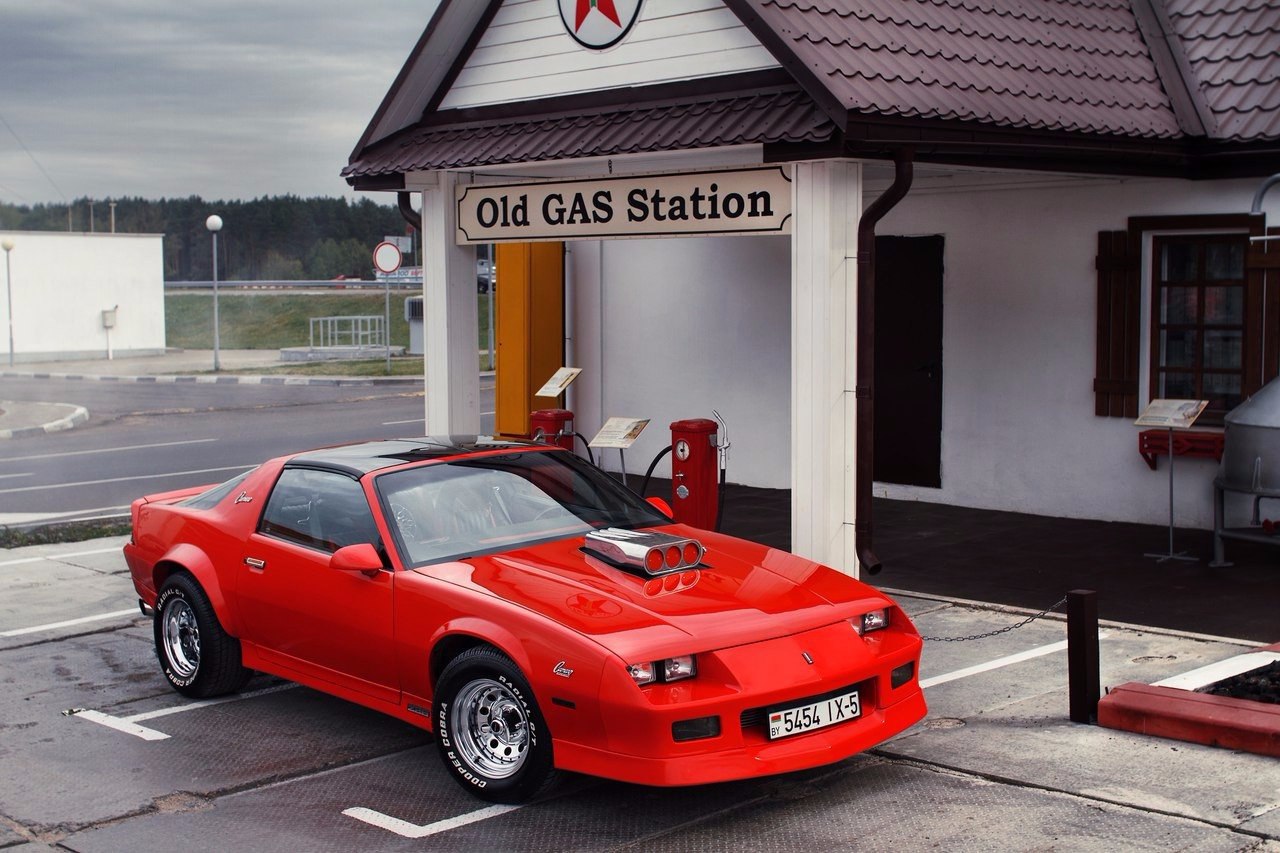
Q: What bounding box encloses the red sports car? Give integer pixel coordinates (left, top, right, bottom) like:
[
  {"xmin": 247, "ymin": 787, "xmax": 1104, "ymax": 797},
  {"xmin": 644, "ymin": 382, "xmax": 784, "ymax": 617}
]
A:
[{"xmin": 124, "ymin": 438, "xmax": 926, "ymax": 803}]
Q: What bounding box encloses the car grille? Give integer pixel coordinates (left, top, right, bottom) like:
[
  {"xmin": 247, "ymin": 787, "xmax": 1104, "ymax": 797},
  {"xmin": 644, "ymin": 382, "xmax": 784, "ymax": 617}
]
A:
[{"xmin": 739, "ymin": 679, "xmax": 873, "ymax": 731}]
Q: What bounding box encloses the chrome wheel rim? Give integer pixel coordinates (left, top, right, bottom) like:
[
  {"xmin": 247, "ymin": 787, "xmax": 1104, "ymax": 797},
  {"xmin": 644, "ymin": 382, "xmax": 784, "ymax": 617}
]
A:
[
  {"xmin": 161, "ymin": 598, "xmax": 200, "ymax": 678},
  {"xmin": 450, "ymin": 678, "xmax": 529, "ymax": 779}
]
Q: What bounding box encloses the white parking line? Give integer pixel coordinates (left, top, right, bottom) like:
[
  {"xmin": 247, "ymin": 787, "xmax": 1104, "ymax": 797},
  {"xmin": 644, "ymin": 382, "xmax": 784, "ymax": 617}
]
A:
[
  {"xmin": 344, "ymin": 804, "xmax": 522, "ymax": 838},
  {"xmin": 381, "ymin": 418, "xmax": 423, "ymax": 426},
  {"xmin": 0, "ymin": 464, "xmax": 253, "ymax": 494},
  {"xmin": 0, "ymin": 438, "xmax": 218, "ymax": 463},
  {"xmin": 0, "ymin": 545, "xmax": 122, "ymax": 568},
  {"xmin": 72, "ymin": 683, "xmax": 300, "ymax": 740},
  {"xmin": 1, "ymin": 607, "xmax": 138, "ymax": 637},
  {"xmin": 920, "ymin": 633, "xmax": 1106, "ymax": 689},
  {"xmin": 73, "ymin": 709, "xmax": 171, "ymax": 741}
]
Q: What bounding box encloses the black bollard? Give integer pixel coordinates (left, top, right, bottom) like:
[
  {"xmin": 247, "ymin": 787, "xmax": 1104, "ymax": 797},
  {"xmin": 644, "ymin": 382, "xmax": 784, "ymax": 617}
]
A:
[{"xmin": 1067, "ymin": 589, "xmax": 1100, "ymax": 724}]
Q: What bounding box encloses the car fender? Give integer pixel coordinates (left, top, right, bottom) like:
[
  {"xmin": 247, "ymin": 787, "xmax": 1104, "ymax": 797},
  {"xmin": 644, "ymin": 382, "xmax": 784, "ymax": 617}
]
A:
[
  {"xmin": 154, "ymin": 542, "xmax": 244, "ymax": 637},
  {"xmin": 426, "ymin": 614, "xmax": 611, "ymax": 749},
  {"xmin": 429, "ymin": 617, "xmax": 536, "ymax": 679}
]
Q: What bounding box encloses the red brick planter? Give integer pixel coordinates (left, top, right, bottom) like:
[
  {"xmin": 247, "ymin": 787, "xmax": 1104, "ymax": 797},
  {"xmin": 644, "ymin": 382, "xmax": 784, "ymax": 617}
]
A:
[{"xmin": 1098, "ymin": 642, "xmax": 1280, "ymax": 758}]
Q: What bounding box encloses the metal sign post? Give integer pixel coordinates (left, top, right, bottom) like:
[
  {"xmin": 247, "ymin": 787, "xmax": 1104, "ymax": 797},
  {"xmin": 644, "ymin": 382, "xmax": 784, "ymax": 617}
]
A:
[
  {"xmin": 1135, "ymin": 399, "xmax": 1208, "ymax": 563},
  {"xmin": 372, "ymin": 242, "xmax": 403, "ymax": 375}
]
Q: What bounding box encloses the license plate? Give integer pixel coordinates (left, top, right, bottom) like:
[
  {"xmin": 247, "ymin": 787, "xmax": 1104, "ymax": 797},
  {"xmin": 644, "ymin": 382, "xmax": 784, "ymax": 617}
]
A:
[{"xmin": 767, "ymin": 689, "xmax": 860, "ymax": 739}]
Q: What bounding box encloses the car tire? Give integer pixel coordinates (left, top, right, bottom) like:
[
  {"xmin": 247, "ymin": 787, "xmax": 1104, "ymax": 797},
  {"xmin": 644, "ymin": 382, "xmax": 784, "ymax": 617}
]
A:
[
  {"xmin": 434, "ymin": 646, "xmax": 557, "ymax": 803},
  {"xmin": 153, "ymin": 573, "xmax": 251, "ymax": 698}
]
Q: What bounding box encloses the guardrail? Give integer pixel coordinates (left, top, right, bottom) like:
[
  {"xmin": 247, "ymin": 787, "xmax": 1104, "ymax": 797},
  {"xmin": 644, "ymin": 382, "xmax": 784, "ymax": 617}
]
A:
[{"xmin": 166, "ymin": 279, "xmax": 420, "ymax": 290}]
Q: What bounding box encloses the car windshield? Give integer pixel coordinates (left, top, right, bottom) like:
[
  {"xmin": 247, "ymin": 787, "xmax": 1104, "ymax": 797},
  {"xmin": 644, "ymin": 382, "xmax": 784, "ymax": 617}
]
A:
[{"xmin": 375, "ymin": 448, "xmax": 669, "ymax": 567}]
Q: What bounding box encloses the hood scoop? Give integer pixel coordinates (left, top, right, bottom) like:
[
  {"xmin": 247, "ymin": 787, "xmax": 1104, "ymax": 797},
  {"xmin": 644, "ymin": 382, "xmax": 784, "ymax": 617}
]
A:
[{"xmin": 584, "ymin": 528, "xmax": 704, "ymax": 576}]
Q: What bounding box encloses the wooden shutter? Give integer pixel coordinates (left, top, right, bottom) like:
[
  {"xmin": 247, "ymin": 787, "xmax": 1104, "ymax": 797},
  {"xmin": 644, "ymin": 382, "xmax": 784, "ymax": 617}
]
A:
[{"xmin": 1094, "ymin": 230, "xmax": 1140, "ymax": 417}]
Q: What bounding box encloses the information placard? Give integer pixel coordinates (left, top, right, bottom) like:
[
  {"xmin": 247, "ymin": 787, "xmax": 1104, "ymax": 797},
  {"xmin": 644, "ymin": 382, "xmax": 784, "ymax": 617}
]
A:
[
  {"xmin": 1134, "ymin": 399, "xmax": 1209, "ymax": 429},
  {"xmin": 535, "ymin": 367, "xmax": 582, "ymax": 399},
  {"xmin": 589, "ymin": 417, "xmax": 650, "ymax": 449}
]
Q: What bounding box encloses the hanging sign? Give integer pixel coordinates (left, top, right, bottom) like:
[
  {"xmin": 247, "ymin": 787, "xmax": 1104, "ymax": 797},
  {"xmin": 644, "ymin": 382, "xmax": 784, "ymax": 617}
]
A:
[{"xmin": 456, "ymin": 167, "xmax": 792, "ymax": 244}]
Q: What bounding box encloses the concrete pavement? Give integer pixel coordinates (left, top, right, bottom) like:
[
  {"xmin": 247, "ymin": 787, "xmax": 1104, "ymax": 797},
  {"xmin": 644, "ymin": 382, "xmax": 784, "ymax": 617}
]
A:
[{"xmin": 0, "ymin": 537, "xmax": 1276, "ymax": 850}]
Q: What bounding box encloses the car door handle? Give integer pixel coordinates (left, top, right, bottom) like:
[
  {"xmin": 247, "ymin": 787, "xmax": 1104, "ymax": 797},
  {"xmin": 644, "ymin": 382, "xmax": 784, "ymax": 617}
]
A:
[{"xmin": 244, "ymin": 557, "xmax": 266, "ymax": 570}]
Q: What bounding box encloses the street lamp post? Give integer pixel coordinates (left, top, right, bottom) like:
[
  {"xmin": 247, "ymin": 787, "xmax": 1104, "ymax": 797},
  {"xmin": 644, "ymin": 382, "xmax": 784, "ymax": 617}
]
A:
[
  {"xmin": 1, "ymin": 237, "xmax": 14, "ymax": 367},
  {"xmin": 206, "ymin": 215, "xmax": 223, "ymax": 371}
]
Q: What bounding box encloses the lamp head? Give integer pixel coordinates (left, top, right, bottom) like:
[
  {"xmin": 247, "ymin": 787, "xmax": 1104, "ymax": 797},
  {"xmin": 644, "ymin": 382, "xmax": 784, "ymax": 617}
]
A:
[
  {"xmin": 0, "ymin": 238, "xmax": 13, "ymax": 252},
  {"xmin": 205, "ymin": 215, "xmax": 223, "ymax": 233}
]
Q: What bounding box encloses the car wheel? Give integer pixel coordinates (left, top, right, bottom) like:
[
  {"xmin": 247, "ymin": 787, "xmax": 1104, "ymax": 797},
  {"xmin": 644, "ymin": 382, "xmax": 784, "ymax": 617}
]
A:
[
  {"xmin": 153, "ymin": 573, "xmax": 251, "ymax": 698},
  {"xmin": 434, "ymin": 647, "xmax": 557, "ymax": 803}
]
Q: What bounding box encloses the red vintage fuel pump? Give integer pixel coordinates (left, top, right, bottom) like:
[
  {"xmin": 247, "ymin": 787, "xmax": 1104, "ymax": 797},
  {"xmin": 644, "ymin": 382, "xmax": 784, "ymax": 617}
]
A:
[
  {"xmin": 669, "ymin": 418, "xmax": 719, "ymax": 530},
  {"xmin": 530, "ymin": 409, "xmax": 575, "ymax": 452}
]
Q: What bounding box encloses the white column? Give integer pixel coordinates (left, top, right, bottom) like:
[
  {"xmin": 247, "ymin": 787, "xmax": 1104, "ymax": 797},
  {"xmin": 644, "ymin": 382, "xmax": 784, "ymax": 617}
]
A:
[
  {"xmin": 420, "ymin": 172, "xmax": 480, "ymax": 434},
  {"xmin": 790, "ymin": 160, "xmax": 861, "ymax": 575}
]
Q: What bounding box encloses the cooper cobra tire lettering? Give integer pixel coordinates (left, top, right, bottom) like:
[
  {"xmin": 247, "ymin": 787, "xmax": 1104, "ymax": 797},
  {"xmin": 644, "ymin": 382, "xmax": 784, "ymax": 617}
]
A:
[{"xmin": 433, "ymin": 646, "xmax": 557, "ymax": 803}]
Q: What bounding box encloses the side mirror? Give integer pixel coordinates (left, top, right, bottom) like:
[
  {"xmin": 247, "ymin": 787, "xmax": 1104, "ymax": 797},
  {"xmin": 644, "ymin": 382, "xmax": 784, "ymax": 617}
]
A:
[
  {"xmin": 646, "ymin": 496, "xmax": 674, "ymax": 519},
  {"xmin": 331, "ymin": 543, "xmax": 384, "ymax": 576}
]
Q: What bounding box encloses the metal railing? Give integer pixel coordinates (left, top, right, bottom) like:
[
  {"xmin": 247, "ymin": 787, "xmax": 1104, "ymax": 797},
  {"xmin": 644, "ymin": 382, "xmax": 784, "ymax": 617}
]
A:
[{"xmin": 309, "ymin": 316, "xmax": 385, "ymax": 348}]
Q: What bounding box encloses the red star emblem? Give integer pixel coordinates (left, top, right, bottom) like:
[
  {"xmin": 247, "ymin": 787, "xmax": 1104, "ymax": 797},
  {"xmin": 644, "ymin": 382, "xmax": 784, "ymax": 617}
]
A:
[{"xmin": 575, "ymin": 0, "xmax": 621, "ymax": 31}]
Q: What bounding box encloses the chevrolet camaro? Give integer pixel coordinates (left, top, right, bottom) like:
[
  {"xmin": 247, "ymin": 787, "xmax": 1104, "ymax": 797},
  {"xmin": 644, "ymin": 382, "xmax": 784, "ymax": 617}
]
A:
[{"xmin": 124, "ymin": 438, "xmax": 926, "ymax": 803}]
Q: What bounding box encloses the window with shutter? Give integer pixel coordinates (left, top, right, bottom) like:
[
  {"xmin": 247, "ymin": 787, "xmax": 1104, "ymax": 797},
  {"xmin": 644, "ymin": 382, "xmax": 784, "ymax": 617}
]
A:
[{"xmin": 1094, "ymin": 214, "xmax": 1273, "ymax": 423}]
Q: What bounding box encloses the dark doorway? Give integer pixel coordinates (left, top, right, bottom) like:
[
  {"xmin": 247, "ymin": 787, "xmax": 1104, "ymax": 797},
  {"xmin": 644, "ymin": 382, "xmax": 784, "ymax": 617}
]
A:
[{"xmin": 874, "ymin": 235, "xmax": 944, "ymax": 487}]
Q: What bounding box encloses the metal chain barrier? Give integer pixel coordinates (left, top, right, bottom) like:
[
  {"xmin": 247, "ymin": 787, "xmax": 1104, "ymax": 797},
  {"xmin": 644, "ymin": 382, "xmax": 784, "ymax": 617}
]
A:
[{"xmin": 921, "ymin": 595, "xmax": 1070, "ymax": 643}]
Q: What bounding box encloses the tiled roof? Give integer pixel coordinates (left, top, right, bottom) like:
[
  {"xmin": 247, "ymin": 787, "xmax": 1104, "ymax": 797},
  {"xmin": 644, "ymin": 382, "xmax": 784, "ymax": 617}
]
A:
[
  {"xmin": 1165, "ymin": 0, "xmax": 1280, "ymax": 141},
  {"xmin": 344, "ymin": 89, "xmax": 834, "ymax": 179},
  {"xmin": 750, "ymin": 0, "xmax": 1184, "ymax": 138}
]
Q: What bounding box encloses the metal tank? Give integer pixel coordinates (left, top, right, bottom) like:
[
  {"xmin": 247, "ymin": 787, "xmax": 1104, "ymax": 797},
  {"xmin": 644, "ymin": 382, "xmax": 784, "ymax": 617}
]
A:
[{"xmin": 1217, "ymin": 377, "xmax": 1280, "ymax": 496}]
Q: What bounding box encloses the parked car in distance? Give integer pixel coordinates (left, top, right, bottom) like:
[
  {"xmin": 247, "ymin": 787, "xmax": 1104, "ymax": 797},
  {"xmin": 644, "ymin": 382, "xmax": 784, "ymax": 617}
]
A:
[{"xmin": 124, "ymin": 438, "xmax": 927, "ymax": 803}]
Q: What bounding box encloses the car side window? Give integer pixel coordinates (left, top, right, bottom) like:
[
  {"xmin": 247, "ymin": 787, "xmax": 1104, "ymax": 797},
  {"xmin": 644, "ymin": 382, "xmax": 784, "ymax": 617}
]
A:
[{"xmin": 260, "ymin": 467, "xmax": 379, "ymax": 553}]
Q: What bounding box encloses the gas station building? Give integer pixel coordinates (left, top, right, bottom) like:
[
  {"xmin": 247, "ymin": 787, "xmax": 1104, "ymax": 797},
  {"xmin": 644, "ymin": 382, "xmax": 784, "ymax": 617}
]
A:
[{"xmin": 345, "ymin": 1, "xmax": 1280, "ymax": 576}]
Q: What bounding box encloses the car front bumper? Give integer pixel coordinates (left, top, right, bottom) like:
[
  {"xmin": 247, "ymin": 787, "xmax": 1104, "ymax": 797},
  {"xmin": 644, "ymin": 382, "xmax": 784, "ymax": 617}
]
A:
[{"xmin": 553, "ymin": 618, "xmax": 927, "ymax": 787}]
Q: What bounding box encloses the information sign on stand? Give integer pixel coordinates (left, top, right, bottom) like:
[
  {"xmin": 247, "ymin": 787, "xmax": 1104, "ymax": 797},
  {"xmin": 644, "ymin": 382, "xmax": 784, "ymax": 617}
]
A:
[
  {"xmin": 536, "ymin": 367, "xmax": 582, "ymax": 399},
  {"xmin": 1135, "ymin": 399, "xmax": 1208, "ymax": 562},
  {"xmin": 589, "ymin": 417, "xmax": 650, "ymax": 488}
]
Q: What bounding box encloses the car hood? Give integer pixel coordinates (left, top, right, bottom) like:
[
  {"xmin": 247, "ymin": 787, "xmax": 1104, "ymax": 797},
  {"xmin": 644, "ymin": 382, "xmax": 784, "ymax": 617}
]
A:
[{"xmin": 414, "ymin": 525, "xmax": 891, "ymax": 661}]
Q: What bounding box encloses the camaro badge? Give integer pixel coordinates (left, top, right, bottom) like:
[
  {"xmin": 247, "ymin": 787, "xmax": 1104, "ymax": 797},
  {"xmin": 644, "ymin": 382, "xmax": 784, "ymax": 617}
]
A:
[
  {"xmin": 235, "ymin": 491, "xmax": 253, "ymax": 504},
  {"xmin": 802, "ymin": 652, "xmax": 814, "ymax": 665},
  {"xmin": 553, "ymin": 660, "xmax": 574, "ymax": 678}
]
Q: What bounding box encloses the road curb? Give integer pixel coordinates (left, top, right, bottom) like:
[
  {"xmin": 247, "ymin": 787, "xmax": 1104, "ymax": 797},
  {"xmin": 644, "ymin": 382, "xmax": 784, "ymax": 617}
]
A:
[
  {"xmin": 0, "ymin": 370, "xmax": 423, "ymax": 387},
  {"xmin": 0, "ymin": 403, "xmax": 89, "ymax": 439}
]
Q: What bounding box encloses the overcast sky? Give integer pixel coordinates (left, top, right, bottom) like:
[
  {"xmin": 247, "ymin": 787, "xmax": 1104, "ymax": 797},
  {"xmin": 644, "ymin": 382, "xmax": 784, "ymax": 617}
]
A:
[{"xmin": 0, "ymin": 0, "xmax": 441, "ymax": 206}]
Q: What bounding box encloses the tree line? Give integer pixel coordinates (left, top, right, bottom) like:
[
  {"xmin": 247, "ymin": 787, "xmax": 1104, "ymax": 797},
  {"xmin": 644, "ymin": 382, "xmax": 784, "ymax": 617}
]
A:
[{"xmin": 0, "ymin": 195, "xmax": 411, "ymax": 281}]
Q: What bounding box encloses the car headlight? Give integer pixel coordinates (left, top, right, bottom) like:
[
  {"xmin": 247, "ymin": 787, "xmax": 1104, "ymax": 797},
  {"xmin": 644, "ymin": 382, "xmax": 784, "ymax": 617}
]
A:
[
  {"xmin": 627, "ymin": 655, "xmax": 697, "ymax": 686},
  {"xmin": 852, "ymin": 609, "xmax": 890, "ymax": 635}
]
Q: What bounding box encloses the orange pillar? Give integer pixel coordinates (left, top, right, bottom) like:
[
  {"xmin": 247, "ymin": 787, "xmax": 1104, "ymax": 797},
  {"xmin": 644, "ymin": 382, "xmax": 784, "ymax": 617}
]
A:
[{"xmin": 494, "ymin": 242, "xmax": 565, "ymax": 436}]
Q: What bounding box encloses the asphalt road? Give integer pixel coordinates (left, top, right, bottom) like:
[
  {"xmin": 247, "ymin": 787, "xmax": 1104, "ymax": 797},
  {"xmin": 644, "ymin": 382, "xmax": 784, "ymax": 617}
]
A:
[{"xmin": 0, "ymin": 377, "xmax": 496, "ymax": 525}]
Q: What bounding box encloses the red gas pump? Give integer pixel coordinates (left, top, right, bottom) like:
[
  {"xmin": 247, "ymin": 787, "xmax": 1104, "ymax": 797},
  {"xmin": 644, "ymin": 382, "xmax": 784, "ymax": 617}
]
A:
[
  {"xmin": 669, "ymin": 418, "xmax": 719, "ymax": 530},
  {"xmin": 530, "ymin": 409, "xmax": 575, "ymax": 452}
]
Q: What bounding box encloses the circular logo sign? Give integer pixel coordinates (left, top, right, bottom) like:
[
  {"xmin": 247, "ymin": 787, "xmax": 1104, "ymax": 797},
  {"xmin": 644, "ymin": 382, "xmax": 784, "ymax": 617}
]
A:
[{"xmin": 557, "ymin": 0, "xmax": 644, "ymax": 50}]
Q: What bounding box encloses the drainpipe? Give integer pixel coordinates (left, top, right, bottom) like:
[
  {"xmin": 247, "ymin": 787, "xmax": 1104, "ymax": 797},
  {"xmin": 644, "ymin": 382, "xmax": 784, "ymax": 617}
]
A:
[
  {"xmin": 1251, "ymin": 173, "xmax": 1280, "ymax": 214},
  {"xmin": 397, "ymin": 191, "xmax": 422, "ymax": 232},
  {"xmin": 854, "ymin": 149, "xmax": 914, "ymax": 575}
]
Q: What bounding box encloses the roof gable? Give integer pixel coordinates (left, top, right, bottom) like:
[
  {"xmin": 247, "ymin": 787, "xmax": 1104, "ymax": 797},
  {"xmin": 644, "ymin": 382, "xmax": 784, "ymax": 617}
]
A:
[{"xmin": 439, "ymin": 0, "xmax": 780, "ymax": 111}]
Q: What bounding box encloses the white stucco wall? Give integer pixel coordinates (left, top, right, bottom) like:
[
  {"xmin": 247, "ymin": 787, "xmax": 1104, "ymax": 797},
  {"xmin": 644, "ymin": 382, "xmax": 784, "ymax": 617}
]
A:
[
  {"xmin": 0, "ymin": 231, "xmax": 165, "ymax": 362},
  {"xmin": 875, "ymin": 174, "xmax": 1280, "ymax": 529},
  {"xmin": 567, "ymin": 234, "xmax": 791, "ymax": 489}
]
